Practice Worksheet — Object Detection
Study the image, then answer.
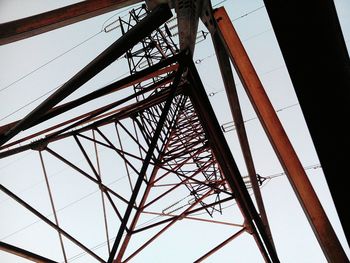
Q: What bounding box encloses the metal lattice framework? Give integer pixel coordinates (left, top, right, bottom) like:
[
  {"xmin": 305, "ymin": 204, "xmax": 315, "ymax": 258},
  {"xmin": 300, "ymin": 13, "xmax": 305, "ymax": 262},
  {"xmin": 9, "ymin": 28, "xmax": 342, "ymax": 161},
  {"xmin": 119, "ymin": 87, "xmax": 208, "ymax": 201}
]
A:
[{"xmin": 0, "ymin": 5, "xmax": 276, "ymax": 262}]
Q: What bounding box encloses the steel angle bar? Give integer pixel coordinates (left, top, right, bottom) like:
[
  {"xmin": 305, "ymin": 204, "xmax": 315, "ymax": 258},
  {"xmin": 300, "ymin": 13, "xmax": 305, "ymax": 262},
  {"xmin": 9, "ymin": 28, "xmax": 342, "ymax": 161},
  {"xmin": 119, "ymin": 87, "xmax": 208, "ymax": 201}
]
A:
[
  {"xmin": 0, "ymin": 56, "xmax": 180, "ymax": 138},
  {"xmin": 104, "ymin": 190, "xmax": 126, "ymax": 223},
  {"xmin": 74, "ymin": 135, "xmax": 101, "ymax": 180},
  {"xmin": 153, "ymin": 147, "xmax": 211, "ymax": 184},
  {"xmin": 141, "ymin": 211, "xmax": 244, "ymax": 228},
  {"xmin": 211, "ymin": 31, "xmax": 275, "ymax": 250},
  {"xmin": 116, "ymin": 165, "xmax": 163, "ymax": 261},
  {"xmin": 194, "ymin": 228, "xmax": 246, "ymax": 263},
  {"xmin": 0, "ymin": 4, "xmax": 173, "ymax": 147},
  {"xmin": 45, "ymin": 147, "xmax": 132, "ymax": 206},
  {"xmin": 54, "ymin": 81, "xmax": 182, "ymax": 140},
  {"xmin": 78, "ymin": 131, "xmax": 148, "ymax": 165},
  {"xmin": 115, "ymin": 123, "xmax": 135, "ymax": 191},
  {"xmin": 39, "ymin": 151, "xmax": 67, "ymax": 262},
  {"xmin": 94, "ymin": 127, "xmax": 149, "ymax": 177},
  {"xmin": 184, "ymin": 196, "xmax": 234, "ymax": 216},
  {"xmin": 0, "ymin": 241, "xmax": 58, "ymax": 263},
  {"xmin": 155, "ymin": 162, "xmax": 233, "ymax": 197},
  {"xmin": 115, "ymin": 120, "xmax": 148, "ymax": 155},
  {"xmin": 142, "ymin": 160, "xmax": 216, "ymax": 210}
]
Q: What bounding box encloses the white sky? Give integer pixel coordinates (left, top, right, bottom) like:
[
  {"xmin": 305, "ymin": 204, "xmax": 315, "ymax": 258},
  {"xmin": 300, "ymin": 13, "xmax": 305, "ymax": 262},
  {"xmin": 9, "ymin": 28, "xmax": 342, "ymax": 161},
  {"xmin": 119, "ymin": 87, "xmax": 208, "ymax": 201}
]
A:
[{"xmin": 0, "ymin": 0, "xmax": 349, "ymax": 262}]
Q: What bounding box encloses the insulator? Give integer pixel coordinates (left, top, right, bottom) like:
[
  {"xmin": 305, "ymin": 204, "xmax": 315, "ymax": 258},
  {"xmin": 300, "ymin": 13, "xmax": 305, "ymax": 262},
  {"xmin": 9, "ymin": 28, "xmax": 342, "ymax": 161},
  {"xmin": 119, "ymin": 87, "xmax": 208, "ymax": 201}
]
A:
[
  {"xmin": 195, "ymin": 30, "xmax": 209, "ymax": 44},
  {"xmin": 166, "ymin": 16, "xmax": 177, "ymax": 26},
  {"xmin": 103, "ymin": 20, "xmax": 121, "ymax": 33},
  {"xmin": 162, "ymin": 195, "xmax": 191, "ymax": 214}
]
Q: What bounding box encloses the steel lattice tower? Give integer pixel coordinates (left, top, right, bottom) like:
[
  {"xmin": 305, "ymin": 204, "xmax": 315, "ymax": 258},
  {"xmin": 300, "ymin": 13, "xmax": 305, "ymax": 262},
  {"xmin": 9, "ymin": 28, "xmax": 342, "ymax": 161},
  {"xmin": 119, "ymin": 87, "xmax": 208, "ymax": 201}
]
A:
[{"xmin": 0, "ymin": 2, "xmax": 347, "ymax": 263}]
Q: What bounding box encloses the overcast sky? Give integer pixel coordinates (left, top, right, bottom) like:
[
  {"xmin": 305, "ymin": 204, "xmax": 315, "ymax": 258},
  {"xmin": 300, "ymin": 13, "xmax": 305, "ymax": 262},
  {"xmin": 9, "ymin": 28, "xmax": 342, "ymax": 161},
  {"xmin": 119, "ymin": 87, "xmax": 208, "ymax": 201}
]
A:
[{"xmin": 0, "ymin": 1, "xmax": 349, "ymax": 262}]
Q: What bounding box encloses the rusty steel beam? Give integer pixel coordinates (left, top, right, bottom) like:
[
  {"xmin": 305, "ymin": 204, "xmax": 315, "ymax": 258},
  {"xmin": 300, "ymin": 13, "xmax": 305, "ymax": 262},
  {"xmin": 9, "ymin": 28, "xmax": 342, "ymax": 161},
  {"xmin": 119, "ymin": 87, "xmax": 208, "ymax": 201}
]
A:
[
  {"xmin": 142, "ymin": 211, "xmax": 244, "ymax": 228},
  {"xmin": 0, "ymin": 0, "xmax": 142, "ymax": 45},
  {"xmin": 0, "ymin": 3, "xmax": 173, "ymax": 147},
  {"xmin": 0, "ymin": 242, "xmax": 58, "ymax": 263},
  {"xmin": 214, "ymin": 7, "xmax": 348, "ymax": 262},
  {"xmin": 194, "ymin": 228, "xmax": 246, "ymax": 263}
]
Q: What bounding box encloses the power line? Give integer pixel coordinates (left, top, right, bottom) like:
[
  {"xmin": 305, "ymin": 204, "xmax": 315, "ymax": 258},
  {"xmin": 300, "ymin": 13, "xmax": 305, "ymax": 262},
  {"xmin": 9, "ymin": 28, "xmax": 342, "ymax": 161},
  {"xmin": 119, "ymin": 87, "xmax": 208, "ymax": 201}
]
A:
[
  {"xmin": 205, "ymin": 64, "xmax": 285, "ymax": 98},
  {"xmin": 0, "ymin": 6, "xmax": 143, "ymax": 123},
  {"xmin": 0, "ymin": 4, "xmax": 268, "ymax": 123},
  {"xmin": 0, "ymin": 152, "xmax": 32, "ymax": 175},
  {"xmin": 0, "ymin": 30, "xmax": 102, "ymax": 122},
  {"xmin": 243, "ymin": 27, "xmax": 272, "ymax": 41},
  {"xmin": 221, "ymin": 102, "xmax": 299, "ymax": 133},
  {"xmin": 191, "ymin": 163, "xmax": 322, "ymax": 216},
  {"xmin": 0, "ymin": 5, "xmax": 139, "ymax": 96},
  {"xmin": 264, "ymin": 163, "xmax": 322, "ymax": 180},
  {"xmin": 0, "ymin": 68, "xmax": 130, "ymax": 123},
  {"xmin": 213, "ymin": 0, "xmax": 229, "ymax": 7},
  {"xmin": 232, "ymin": 5, "xmax": 265, "ymax": 22},
  {"xmin": 0, "ymin": 31, "xmax": 102, "ymax": 94},
  {"xmin": 0, "ymin": 84, "xmax": 62, "ymax": 122},
  {"xmin": 0, "ymin": 173, "xmax": 128, "ymax": 241},
  {"xmin": 195, "ymin": 27, "xmax": 274, "ymax": 68},
  {"xmin": 66, "ymin": 214, "xmax": 165, "ymax": 262}
]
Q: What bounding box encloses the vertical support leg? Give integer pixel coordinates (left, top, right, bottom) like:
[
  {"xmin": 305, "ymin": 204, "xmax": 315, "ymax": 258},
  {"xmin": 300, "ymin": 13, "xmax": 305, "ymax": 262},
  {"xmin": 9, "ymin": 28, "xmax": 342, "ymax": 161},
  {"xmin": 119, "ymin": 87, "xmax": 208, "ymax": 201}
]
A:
[
  {"xmin": 107, "ymin": 61, "xmax": 186, "ymax": 263},
  {"xmin": 211, "ymin": 31, "xmax": 275, "ymax": 251},
  {"xmin": 214, "ymin": 7, "xmax": 348, "ymax": 262}
]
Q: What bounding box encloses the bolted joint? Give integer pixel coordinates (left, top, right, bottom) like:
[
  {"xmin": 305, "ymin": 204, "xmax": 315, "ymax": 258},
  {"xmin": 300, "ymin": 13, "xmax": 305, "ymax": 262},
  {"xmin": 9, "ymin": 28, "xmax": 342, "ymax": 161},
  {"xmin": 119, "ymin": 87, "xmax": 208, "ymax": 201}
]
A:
[
  {"xmin": 243, "ymin": 220, "xmax": 254, "ymax": 235},
  {"xmin": 30, "ymin": 140, "xmax": 48, "ymax": 151}
]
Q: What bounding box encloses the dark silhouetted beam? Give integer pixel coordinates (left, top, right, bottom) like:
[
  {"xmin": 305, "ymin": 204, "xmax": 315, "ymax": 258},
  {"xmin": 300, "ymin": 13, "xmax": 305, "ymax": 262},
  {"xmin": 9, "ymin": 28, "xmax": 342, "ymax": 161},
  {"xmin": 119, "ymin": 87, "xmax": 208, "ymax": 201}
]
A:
[
  {"xmin": 0, "ymin": 185, "xmax": 105, "ymax": 262},
  {"xmin": 263, "ymin": 0, "xmax": 350, "ymax": 247},
  {"xmin": 0, "ymin": 59, "xmax": 179, "ymax": 136},
  {"xmin": 212, "ymin": 31, "xmax": 275, "ymax": 251},
  {"xmin": 0, "ymin": 0, "xmax": 141, "ymax": 45},
  {"xmin": 0, "ymin": 242, "xmax": 57, "ymax": 263}
]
